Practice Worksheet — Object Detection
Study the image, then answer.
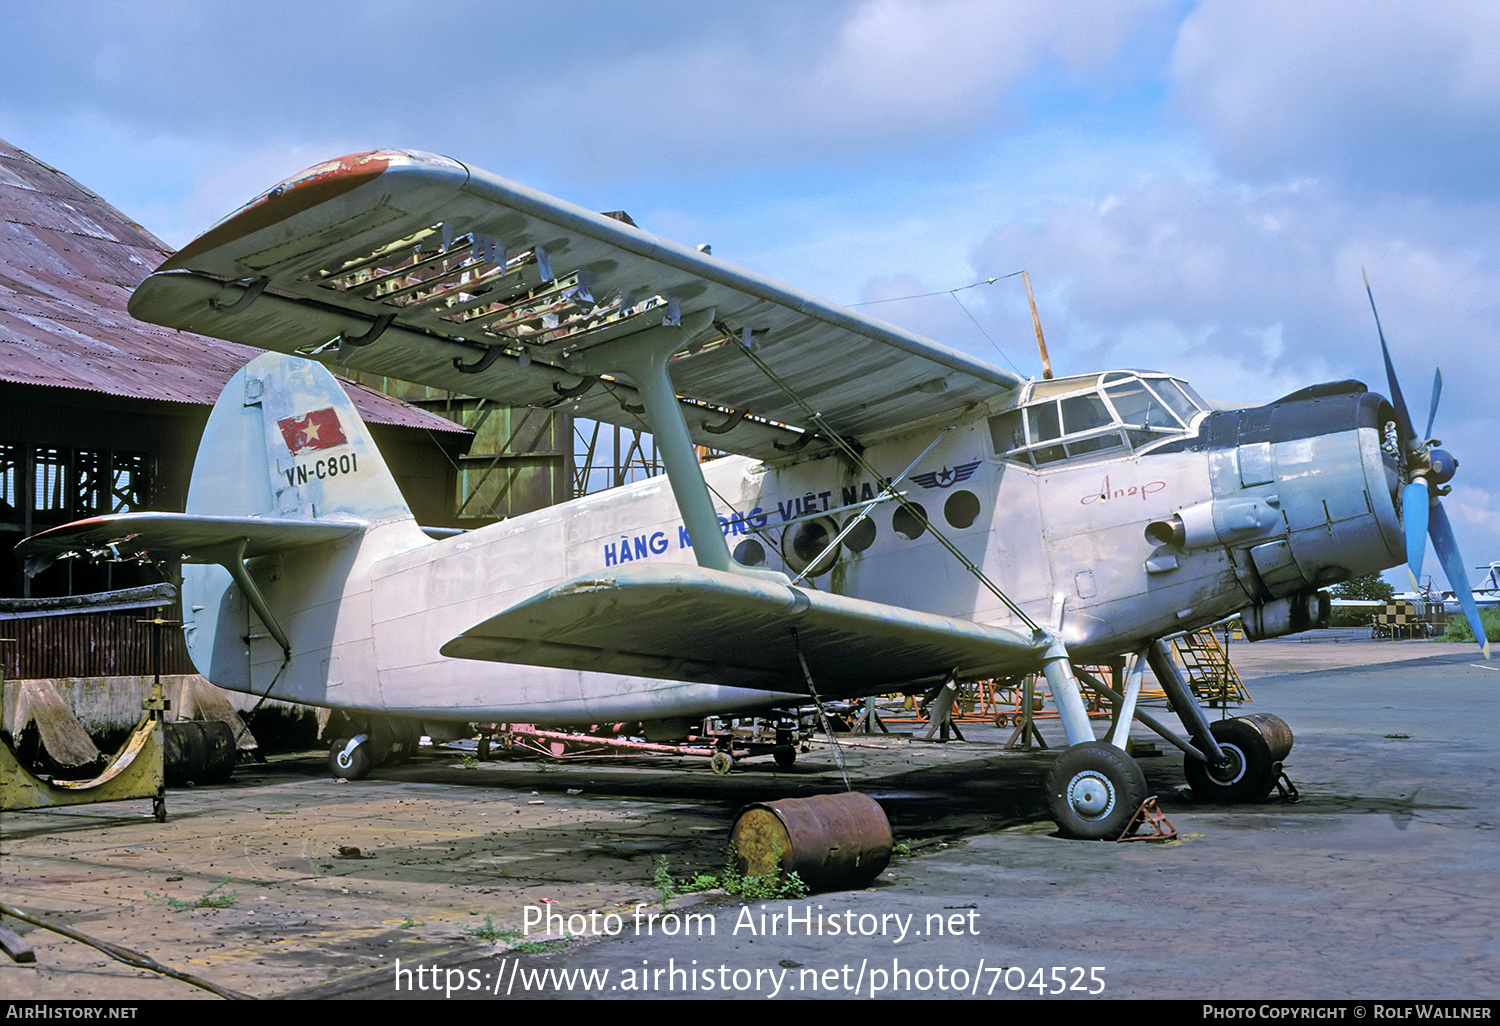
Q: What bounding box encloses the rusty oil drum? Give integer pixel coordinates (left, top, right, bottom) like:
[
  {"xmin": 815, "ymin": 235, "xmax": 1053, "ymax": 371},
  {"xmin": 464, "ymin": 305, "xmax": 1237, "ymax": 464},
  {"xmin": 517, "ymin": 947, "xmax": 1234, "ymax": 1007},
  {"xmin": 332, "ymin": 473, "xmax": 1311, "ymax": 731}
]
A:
[
  {"xmin": 730, "ymin": 792, "xmax": 892, "ymax": 893},
  {"xmin": 1237, "ymin": 712, "xmax": 1295, "ymax": 763},
  {"xmin": 163, "ymin": 720, "xmax": 235, "ymax": 786}
]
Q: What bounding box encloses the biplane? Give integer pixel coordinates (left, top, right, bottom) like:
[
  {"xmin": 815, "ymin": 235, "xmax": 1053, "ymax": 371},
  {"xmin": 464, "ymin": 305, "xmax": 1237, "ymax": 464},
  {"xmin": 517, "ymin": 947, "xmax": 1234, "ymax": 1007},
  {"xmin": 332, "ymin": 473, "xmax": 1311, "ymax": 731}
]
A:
[{"xmin": 19, "ymin": 150, "xmax": 1490, "ymax": 838}]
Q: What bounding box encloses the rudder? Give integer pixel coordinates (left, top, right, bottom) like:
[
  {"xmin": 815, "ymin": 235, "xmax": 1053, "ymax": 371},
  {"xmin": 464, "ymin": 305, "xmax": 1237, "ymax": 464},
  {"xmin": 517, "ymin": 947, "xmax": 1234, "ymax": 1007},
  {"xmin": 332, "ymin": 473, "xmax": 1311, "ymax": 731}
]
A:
[{"xmin": 187, "ymin": 352, "xmax": 413, "ymax": 523}]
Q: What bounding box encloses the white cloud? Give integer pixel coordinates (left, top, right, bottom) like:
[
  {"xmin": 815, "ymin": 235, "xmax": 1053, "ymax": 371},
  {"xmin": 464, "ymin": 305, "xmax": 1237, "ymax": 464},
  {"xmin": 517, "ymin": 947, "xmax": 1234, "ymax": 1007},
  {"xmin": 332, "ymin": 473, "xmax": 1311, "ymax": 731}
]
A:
[{"xmin": 1171, "ymin": 0, "xmax": 1500, "ymax": 197}]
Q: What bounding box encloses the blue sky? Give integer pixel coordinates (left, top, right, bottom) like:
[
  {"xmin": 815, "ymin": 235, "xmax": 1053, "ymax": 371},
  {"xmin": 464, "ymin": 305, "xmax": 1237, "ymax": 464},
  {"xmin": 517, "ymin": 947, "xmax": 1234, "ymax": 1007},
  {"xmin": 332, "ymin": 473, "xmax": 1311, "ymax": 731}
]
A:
[{"xmin": 2, "ymin": 0, "xmax": 1496, "ymax": 594}]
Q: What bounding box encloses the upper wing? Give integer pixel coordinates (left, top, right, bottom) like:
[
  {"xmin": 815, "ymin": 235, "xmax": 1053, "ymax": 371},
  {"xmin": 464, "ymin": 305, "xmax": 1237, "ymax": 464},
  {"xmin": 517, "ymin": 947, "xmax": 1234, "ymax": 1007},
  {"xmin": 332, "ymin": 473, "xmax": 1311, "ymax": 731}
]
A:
[
  {"xmin": 129, "ymin": 150, "xmax": 1024, "ymax": 462},
  {"xmin": 441, "ymin": 564, "xmax": 1046, "ymax": 694},
  {"xmin": 16, "ymin": 512, "xmax": 361, "ymax": 575}
]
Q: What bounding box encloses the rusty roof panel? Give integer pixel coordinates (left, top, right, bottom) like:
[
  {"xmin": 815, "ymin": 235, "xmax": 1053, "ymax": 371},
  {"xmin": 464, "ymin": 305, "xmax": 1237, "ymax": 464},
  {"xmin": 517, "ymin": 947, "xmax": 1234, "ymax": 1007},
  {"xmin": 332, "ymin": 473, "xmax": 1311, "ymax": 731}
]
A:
[{"xmin": 0, "ymin": 139, "xmax": 464, "ymax": 434}]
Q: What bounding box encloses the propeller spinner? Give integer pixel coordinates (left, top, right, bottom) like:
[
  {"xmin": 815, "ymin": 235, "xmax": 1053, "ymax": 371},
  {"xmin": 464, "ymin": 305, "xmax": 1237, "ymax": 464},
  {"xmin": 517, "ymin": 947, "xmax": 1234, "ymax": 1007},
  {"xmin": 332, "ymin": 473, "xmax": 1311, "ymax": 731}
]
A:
[{"xmin": 1364, "ymin": 272, "xmax": 1490, "ymax": 658}]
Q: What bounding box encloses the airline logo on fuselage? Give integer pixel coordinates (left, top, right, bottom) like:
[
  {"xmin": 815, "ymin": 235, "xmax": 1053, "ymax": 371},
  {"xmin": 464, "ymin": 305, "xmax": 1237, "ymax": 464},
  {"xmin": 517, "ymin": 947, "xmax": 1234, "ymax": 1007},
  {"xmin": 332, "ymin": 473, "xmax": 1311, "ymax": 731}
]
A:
[{"xmin": 912, "ymin": 461, "xmax": 981, "ymax": 489}]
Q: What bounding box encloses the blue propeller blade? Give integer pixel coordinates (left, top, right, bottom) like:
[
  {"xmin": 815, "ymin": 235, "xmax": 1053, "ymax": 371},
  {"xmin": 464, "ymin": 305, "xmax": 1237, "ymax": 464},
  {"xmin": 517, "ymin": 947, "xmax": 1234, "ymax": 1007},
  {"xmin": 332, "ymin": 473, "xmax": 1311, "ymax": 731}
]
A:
[
  {"xmin": 1424, "ymin": 365, "xmax": 1442, "ymax": 442},
  {"xmin": 1428, "ymin": 501, "xmax": 1491, "ymax": 659},
  {"xmin": 1403, "ymin": 479, "xmax": 1429, "ymax": 581},
  {"xmin": 1363, "ymin": 271, "xmax": 1416, "ymax": 445}
]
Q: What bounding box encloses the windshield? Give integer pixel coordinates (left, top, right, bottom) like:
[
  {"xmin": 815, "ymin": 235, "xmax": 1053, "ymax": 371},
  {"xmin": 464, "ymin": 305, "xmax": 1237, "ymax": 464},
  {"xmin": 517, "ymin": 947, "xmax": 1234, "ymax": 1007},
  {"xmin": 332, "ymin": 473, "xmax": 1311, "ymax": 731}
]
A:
[{"xmin": 988, "ymin": 371, "xmax": 1206, "ymax": 467}]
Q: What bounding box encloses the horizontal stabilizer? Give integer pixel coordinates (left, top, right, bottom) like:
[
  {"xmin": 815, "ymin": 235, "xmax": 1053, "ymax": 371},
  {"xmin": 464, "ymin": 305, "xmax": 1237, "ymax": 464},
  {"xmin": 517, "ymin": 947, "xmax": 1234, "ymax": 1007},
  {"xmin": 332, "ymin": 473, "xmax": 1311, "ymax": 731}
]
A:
[
  {"xmin": 17, "ymin": 512, "xmax": 360, "ymax": 576},
  {"xmin": 441, "ymin": 564, "xmax": 1046, "ymax": 695}
]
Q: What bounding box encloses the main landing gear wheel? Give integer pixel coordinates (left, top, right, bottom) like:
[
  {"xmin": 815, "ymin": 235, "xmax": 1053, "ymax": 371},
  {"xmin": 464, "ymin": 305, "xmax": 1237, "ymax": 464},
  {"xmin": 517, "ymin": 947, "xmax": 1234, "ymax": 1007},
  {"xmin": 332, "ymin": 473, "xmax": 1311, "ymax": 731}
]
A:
[
  {"xmin": 329, "ymin": 737, "xmax": 372, "ymax": 780},
  {"xmin": 773, "ymin": 746, "xmax": 796, "ymax": 768},
  {"xmin": 1184, "ymin": 714, "xmax": 1293, "ymax": 803},
  {"xmin": 1046, "ymin": 741, "xmax": 1148, "ymax": 840}
]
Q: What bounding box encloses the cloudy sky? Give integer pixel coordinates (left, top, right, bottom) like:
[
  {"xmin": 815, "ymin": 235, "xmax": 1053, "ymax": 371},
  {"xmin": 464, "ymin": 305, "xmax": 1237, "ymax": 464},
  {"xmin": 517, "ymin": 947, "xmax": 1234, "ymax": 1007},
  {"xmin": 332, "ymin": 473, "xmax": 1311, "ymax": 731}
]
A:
[{"xmin": 2, "ymin": 0, "xmax": 1496, "ymax": 595}]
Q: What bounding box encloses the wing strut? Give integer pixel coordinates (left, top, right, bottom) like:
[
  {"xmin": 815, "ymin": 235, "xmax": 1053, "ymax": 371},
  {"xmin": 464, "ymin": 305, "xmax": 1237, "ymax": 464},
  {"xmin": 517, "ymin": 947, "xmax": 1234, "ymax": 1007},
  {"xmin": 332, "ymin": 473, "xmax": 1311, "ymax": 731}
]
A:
[
  {"xmin": 792, "ymin": 632, "xmax": 851, "ymax": 791},
  {"xmin": 789, "ymin": 423, "xmax": 955, "ymax": 586},
  {"xmin": 206, "ymin": 539, "xmax": 292, "ymax": 658},
  {"xmin": 565, "ymin": 309, "xmax": 779, "ymax": 580}
]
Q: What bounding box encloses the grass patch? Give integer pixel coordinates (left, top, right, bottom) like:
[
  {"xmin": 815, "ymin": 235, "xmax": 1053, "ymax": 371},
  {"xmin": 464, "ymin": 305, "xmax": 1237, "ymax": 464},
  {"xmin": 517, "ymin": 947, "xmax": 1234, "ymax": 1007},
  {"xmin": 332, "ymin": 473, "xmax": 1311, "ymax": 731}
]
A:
[
  {"xmin": 661, "ymin": 846, "xmax": 809, "ymax": 902},
  {"xmin": 462, "ymin": 914, "xmax": 573, "ymax": 953},
  {"xmin": 146, "ymin": 875, "xmax": 237, "ymax": 910}
]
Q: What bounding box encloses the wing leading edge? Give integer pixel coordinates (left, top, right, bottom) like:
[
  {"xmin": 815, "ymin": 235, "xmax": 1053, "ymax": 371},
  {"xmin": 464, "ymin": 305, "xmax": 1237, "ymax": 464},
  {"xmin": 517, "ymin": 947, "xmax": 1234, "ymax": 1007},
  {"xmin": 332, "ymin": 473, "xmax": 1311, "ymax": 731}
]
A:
[
  {"xmin": 440, "ymin": 564, "xmax": 1046, "ymax": 695},
  {"xmin": 129, "ymin": 149, "xmax": 1025, "ymax": 462}
]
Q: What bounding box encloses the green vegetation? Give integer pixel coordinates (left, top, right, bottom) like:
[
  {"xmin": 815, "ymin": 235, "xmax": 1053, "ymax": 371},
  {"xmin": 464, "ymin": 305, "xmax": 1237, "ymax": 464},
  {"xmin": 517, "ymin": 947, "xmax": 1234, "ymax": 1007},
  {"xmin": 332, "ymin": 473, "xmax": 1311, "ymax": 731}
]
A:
[
  {"xmin": 652, "ymin": 855, "xmax": 678, "ymax": 903},
  {"xmin": 1328, "ymin": 573, "xmax": 1396, "ymax": 628},
  {"xmin": 462, "ymin": 913, "xmax": 508, "ymax": 942},
  {"xmin": 1437, "ymin": 606, "xmax": 1500, "ymax": 644},
  {"xmin": 146, "ymin": 875, "xmax": 237, "ymax": 910},
  {"xmin": 662, "ymin": 846, "xmax": 809, "ymax": 902},
  {"xmin": 462, "ymin": 915, "xmax": 573, "ymax": 953}
]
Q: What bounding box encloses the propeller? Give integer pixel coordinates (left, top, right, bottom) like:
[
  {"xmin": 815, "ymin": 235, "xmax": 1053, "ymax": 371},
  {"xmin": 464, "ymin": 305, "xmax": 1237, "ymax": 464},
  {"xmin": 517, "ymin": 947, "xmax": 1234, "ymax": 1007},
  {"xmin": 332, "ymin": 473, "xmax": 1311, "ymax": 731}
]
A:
[{"xmin": 1364, "ymin": 272, "xmax": 1489, "ymax": 658}]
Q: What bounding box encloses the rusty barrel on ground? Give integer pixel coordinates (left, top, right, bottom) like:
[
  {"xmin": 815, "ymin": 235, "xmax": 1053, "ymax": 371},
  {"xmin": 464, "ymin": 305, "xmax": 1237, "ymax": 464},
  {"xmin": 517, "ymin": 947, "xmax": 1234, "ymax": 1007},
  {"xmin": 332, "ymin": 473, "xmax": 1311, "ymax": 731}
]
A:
[
  {"xmin": 1238, "ymin": 712, "xmax": 1295, "ymax": 763},
  {"xmin": 730, "ymin": 792, "xmax": 892, "ymax": 893},
  {"xmin": 163, "ymin": 720, "xmax": 235, "ymax": 786}
]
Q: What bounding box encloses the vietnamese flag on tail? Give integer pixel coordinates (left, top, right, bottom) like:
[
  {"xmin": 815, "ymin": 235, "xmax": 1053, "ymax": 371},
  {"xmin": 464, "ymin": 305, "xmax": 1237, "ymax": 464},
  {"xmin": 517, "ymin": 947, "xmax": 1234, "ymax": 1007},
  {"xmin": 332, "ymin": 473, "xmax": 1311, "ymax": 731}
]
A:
[{"xmin": 278, "ymin": 408, "xmax": 348, "ymax": 454}]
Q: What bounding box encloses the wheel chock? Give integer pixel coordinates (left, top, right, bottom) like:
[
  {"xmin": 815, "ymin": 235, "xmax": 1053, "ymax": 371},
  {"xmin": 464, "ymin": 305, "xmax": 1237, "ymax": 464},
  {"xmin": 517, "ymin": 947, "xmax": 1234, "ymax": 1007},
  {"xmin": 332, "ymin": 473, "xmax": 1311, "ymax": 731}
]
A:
[
  {"xmin": 1273, "ymin": 768, "xmax": 1300, "ymax": 803},
  {"xmin": 1118, "ymin": 795, "xmax": 1177, "ymax": 842}
]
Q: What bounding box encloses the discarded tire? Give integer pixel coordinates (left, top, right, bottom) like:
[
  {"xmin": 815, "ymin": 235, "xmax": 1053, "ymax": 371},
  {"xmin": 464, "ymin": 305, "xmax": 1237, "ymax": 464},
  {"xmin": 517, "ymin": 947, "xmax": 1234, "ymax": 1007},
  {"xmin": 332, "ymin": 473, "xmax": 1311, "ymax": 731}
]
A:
[
  {"xmin": 163, "ymin": 720, "xmax": 235, "ymax": 786},
  {"xmin": 730, "ymin": 792, "xmax": 892, "ymax": 893}
]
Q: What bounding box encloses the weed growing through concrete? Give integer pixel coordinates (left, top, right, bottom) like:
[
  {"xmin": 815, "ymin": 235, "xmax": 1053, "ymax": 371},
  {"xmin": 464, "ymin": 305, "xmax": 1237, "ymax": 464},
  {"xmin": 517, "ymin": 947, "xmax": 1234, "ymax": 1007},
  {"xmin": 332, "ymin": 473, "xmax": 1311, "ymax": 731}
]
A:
[
  {"xmin": 462, "ymin": 915, "xmax": 573, "ymax": 953},
  {"xmin": 145, "ymin": 875, "xmax": 238, "ymax": 910},
  {"xmin": 652, "ymin": 855, "xmax": 678, "ymax": 904},
  {"xmin": 667, "ymin": 846, "xmax": 809, "ymax": 901}
]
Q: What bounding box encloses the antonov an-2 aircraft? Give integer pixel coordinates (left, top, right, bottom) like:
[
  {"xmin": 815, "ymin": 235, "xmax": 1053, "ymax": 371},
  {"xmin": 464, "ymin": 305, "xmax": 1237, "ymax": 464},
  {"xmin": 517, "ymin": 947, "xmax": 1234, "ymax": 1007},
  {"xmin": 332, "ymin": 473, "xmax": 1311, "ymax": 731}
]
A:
[{"xmin": 18, "ymin": 150, "xmax": 1492, "ymax": 840}]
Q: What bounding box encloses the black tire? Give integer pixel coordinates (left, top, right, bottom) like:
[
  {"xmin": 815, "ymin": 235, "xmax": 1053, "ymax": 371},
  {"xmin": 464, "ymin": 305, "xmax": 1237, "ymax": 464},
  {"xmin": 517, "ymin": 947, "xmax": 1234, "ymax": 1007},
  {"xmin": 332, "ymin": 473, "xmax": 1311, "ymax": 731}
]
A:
[
  {"xmin": 329, "ymin": 737, "xmax": 372, "ymax": 780},
  {"xmin": 1184, "ymin": 717, "xmax": 1278, "ymax": 803},
  {"xmin": 773, "ymin": 746, "xmax": 796, "ymax": 768},
  {"xmin": 1046, "ymin": 741, "xmax": 1148, "ymax": 840}
]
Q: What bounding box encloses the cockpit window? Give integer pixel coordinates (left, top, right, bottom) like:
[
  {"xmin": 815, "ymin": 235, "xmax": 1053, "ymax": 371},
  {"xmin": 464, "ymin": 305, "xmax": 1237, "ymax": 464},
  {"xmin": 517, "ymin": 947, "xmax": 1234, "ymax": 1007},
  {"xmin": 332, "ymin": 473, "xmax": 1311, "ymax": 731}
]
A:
[
  {"xmin": 987, "ymin": 371, "xmax": 1204, "ymax": 468},
  {"xmin": 1105, "ymin": 379, "xmax": 1178, "ymax": 429},
  {"xmin": 1151, "ymin": 378, "xmax": 1202, "ymax": 424},
  {"xmin": 1026, "ymin": 400, "xmax": 1061, "ymax": 442},
  {"xmin": 1060, "ymin": 393, "xmax": 1113, "ymax": 433}
]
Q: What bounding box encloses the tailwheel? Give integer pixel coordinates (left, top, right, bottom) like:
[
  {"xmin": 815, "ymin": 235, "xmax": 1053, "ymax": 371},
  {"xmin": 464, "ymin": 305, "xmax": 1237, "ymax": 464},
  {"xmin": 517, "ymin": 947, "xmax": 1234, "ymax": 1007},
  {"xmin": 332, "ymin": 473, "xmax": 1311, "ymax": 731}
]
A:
[
  {"xmin": 1184, "ymin": 714, "xmax": 1293, "ymax": 803},
  {"xmin": 329, "ymin": 736, "xmax": 372, "ymax": 780},
  {"xmin": 709, "ymin": 751, "xmax": 734, "ymax": 775},
  {"xmin": 1046, "ymin": 741, "xmax": 1148, "ymax": 840}
]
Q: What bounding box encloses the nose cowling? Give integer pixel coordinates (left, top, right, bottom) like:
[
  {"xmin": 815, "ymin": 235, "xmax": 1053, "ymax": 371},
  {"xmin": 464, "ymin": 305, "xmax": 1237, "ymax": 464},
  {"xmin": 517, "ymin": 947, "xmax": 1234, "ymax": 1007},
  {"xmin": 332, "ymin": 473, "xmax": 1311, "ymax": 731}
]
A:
[{"xmin": 1184, "ymin": 383, "xmax": 1405, "ymax": 605}]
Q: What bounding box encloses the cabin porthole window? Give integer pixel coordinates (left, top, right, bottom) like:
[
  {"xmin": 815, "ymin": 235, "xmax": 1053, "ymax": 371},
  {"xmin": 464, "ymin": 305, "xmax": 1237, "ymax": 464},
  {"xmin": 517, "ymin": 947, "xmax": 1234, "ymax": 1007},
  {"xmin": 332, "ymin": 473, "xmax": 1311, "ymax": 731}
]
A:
[
  {"xmin": 944, "ymin": 490, "xmax": 981, "ymax": 529},
  {"xmin": 842, "ymin": 515, "xmax": 877, "ymax": 553},
  {"xmin": 892, "ymin": 502, "xmax": 928, "ymax": 541},
  {"xmin": 733, "ymin": 539, "xmax": 766, "ymax": 567},
  {"xmin": 782, "ymin": 516, "xmax": 841, "ymax": 577}
]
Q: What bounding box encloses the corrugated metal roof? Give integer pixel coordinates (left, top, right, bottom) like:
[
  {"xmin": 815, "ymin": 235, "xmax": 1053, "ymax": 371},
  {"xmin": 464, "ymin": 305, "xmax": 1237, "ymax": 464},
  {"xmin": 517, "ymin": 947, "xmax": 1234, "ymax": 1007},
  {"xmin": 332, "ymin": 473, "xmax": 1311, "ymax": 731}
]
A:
[{"xmin": 0, "ymin": 139, "xmax": 465, "ymax": 434}]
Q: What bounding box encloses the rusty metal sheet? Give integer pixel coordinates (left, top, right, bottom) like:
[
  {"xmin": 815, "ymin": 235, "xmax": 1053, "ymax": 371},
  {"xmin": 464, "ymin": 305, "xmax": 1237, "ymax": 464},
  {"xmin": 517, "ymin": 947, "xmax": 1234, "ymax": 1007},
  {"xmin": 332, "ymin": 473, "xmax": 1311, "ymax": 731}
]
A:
[
  {"xmin": 0, "ymin": 138, "xmax": 463, "ymax": 435},
  {"xmin": 0, "ymin": 611, "xmax": 194, "ymax": 680}
]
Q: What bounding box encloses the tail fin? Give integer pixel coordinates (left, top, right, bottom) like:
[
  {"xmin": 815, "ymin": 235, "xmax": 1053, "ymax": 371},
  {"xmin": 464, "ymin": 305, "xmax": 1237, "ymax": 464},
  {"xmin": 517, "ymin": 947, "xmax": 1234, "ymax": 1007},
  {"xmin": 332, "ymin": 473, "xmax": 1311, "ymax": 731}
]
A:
[{"xmin": 188, "ymin": 352, "xmax": 413, "ymax": 523}]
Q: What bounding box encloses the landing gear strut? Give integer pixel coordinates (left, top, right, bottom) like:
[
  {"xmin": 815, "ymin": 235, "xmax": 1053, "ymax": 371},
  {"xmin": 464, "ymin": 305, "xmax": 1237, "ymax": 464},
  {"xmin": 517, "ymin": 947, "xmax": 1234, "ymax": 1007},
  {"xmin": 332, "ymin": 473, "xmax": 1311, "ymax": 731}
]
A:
[
  {"xmin": 1183, "ymin": 714, "xmax": 1293, "ymax": 803},
  {"xmin": 329, "ymin": 735, "xmax": 372, "ymax": 780}
]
